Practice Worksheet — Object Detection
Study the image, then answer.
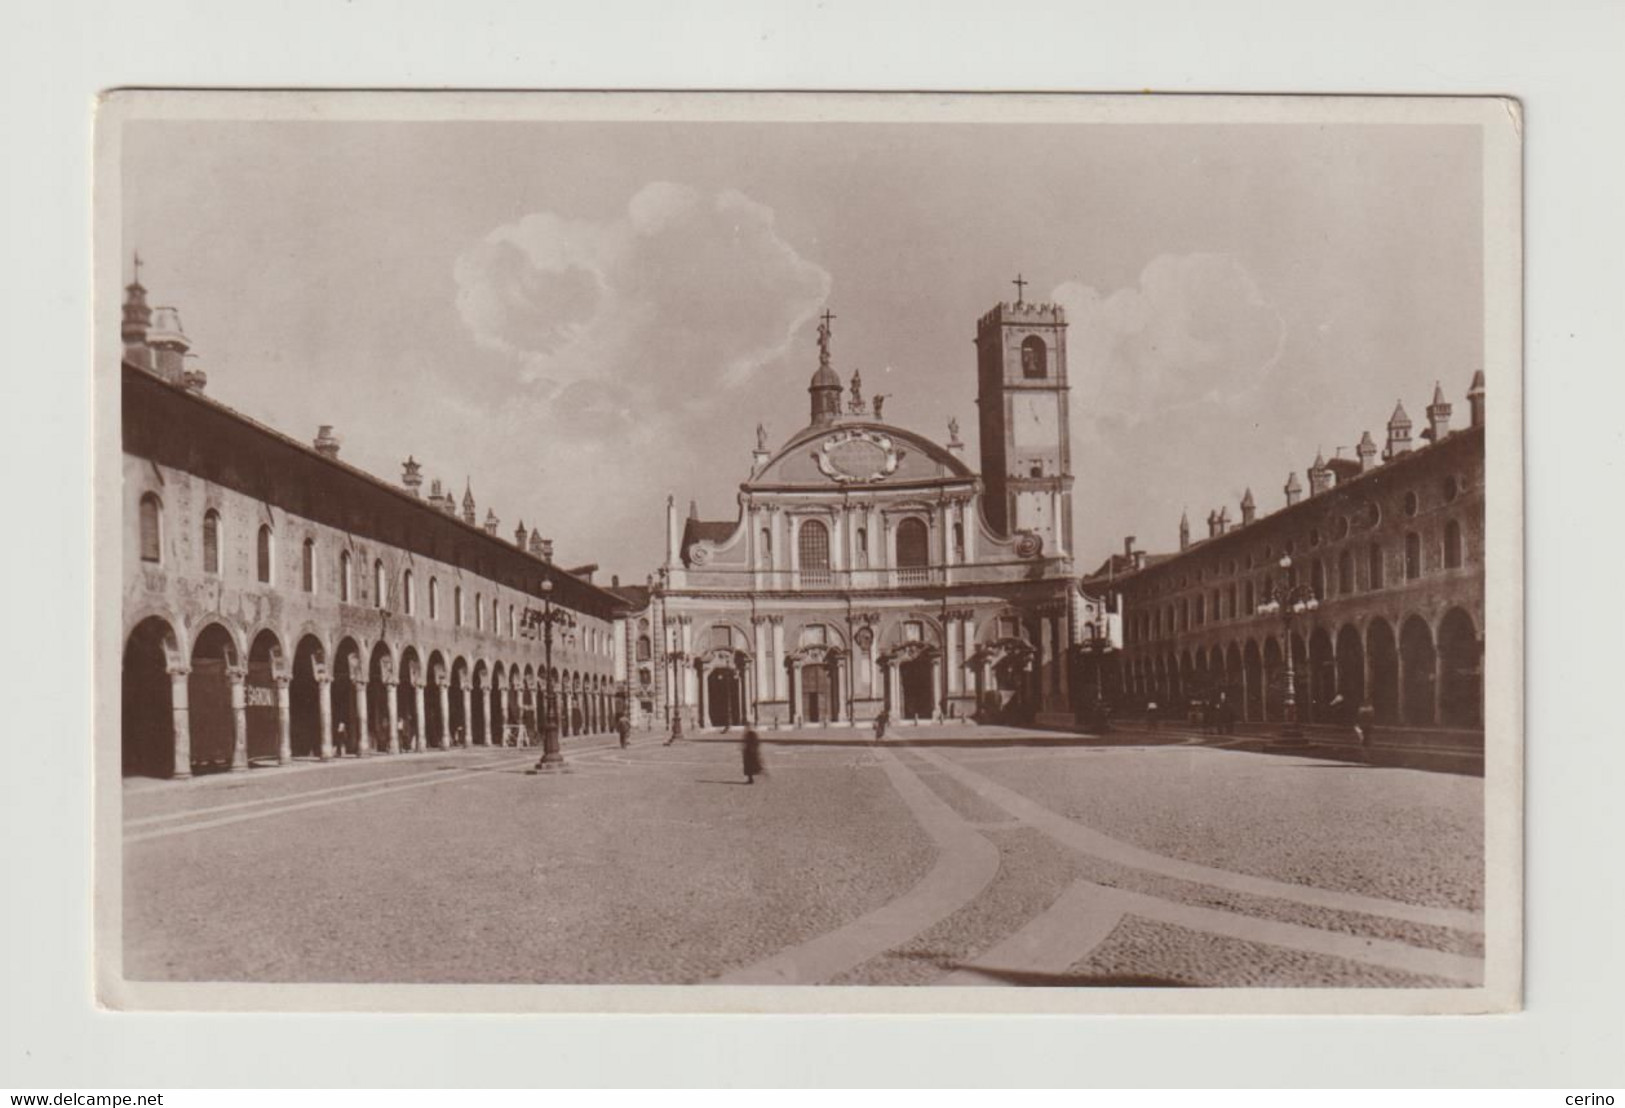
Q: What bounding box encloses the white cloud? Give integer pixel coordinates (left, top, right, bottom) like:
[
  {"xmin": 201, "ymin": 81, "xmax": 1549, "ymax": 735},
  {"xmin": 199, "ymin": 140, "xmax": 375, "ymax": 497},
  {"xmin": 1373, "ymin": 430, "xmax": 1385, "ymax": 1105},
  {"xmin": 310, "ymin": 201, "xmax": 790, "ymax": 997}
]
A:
[
  {"xmin": 1053, "ymin": 253, "xmax": 1285, "ymax": 431},
  {"xmin": 455, "ymin": 182, "xmax": 830, "ymax": 406},
  {"xmin": 445, "ymin": 183, "xmax": 831, "ymax": 572}
]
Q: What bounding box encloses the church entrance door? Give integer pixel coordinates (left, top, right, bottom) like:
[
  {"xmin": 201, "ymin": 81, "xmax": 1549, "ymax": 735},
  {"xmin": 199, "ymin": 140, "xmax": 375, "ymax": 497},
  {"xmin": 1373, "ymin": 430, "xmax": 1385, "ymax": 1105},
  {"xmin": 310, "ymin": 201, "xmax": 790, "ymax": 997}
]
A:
[
  {"xmin": 900, "ymin": 656, "xmax": 934, "ymax": 720},
  {"xmin": 801, "ymin": 663, "xmax": 832, "ymax": 723},
  {"xmin": 707, "ymin": 669, "xmax": 742, "ymax": 729}
]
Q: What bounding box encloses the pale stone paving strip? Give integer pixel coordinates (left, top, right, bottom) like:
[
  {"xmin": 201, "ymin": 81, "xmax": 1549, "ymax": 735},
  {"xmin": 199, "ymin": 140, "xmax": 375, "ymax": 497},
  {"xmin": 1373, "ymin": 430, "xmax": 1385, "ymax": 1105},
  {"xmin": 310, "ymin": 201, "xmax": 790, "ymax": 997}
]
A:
[
  {"xmin": 125, "ymin": 754, "xmax": 542, "ymax": 843},
  {"xmin": 935, "ymin": 881, "xmax": 1128, "ymax": 986},
  {"xmin": 715, "ymin": 748, "xmax": 1000, "ymax": 985},
  {"xmin": 912, "ymin": 746, "xmax": 1484, "ymax": 934}
]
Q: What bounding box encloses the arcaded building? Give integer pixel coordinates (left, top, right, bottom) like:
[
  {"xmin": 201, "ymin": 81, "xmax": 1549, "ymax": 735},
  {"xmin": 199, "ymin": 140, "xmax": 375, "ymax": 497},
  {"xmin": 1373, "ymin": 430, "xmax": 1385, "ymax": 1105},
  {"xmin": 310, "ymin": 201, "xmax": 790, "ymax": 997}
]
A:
[
  {"xmin": 1081, "ymin": 374, "xmax": 1487, "ymax": 734},
  {"xmin": 641, "ymin": 294, "xmax": 1085, "ymax": 731},
  {"xmin": 119, "ymin": 269, "xmax": 628, "ymax": 779}
]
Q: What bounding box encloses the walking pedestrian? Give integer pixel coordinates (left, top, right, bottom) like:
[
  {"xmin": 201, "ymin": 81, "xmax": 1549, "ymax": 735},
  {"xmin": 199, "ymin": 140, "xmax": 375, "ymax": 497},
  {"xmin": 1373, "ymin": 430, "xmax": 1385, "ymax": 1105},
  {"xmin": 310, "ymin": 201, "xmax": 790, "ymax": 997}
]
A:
[
  {"xmin": 742, "ymin": 727, "xmax": 764, "ymax": 785},
  {"xmin": 873, "ymin": 708, "xmax": 889, "ymax": 743},
  {"xmin": 616, "ymin": 713, "xmax": 631, "ymax": 749},
  {"xmin": 1355, "ymin": 701, "xmax": 1376, "ymax": 750},
  {"xmin": 664, "ymin": 713, "xmax": 683, "ymax": 746}
]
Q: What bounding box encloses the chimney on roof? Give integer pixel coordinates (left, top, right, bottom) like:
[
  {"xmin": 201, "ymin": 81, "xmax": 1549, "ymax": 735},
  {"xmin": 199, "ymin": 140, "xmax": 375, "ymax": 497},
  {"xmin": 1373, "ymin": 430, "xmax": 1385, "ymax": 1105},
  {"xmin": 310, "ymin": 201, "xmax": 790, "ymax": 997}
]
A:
[
  {"xmin": 1424, "ymin": 381, "xmax": 1452, "ymax": 443},
  {"xmin": 1206, "ymin": 509, "xmax": 1220, "ymax": 539},
  {"xmin": 147, "ymin": 306, "xmax": 190, "ymax": 385},
  {"xmin": 612, "ymin": 574, "xmax": 620, "ymax": 588},
  {"xmin": 514, "ymin": 520, "xmax": 528, "ymax": 548},
  {"xmin": 122, "ymin": 255, "xmax": 154, "ymax": 371},
  {"xmin": 1308, "ymin": 450, "xmax": 1332, "ymax": 497},
  {"xmin": 1133, "ymin": 550, "xmax": 1146, "ymax": 572},
  {"xmin": 401, "ymin": 457, "xmax": 423, "ymax": 496},
  {"xmin": 688, "ymin": 499, "xmax": 699, "ymax": 520},
  {"xmin": 462, "ymin": 480, "xmax": 477, "ymax": 525},
  {"xmin": 1467, "ymin": 370, "xmax": 1486, "ymax": 429},
  {"xmin": 1384, "ymin": 400, "xmax": 1413, "ymax": 459},
  {"xmin": 314, "ymin": 425, "xmax": 341, "ymax": 459},
  {"xmin": 484, "ymin": 508, "xmax": 499, "ymax": 535},
  {"xmin": 1179, "ymin": 509, "xmax": 1190, "ymax": 552},
  {"xmin": 1284, "ymin": 471, "xmax": 1303, "ymax": 507},
  {"xmin": 1217, "ymin": 506, "xmax": 1230, "ymax": 534},
  {"xmin": 537, "ymin": 537, "xmax": 554, "ymax": 564},
  {"xmin": 181, "ymin": 356, "xmax": 208, "ymax": 393},
  {"xmin": 1358, "ymin": 430, "xmax": 1378, "ymax": 472},
  {"xmin": 1240, "ymin": 487, "xmax": 1256, "ymax": 527},
  {"xmin": 1123, "ymin": 535, "xmax": 1135, "ymax": 559}
]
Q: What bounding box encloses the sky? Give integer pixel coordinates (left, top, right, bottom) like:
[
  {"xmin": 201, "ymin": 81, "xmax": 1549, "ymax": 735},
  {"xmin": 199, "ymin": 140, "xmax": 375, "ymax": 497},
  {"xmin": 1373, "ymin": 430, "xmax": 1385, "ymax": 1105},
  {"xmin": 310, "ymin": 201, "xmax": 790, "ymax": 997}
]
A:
[{"xmin": 121, "ymin": 117, "xmax": 1482, "ymax": 582}]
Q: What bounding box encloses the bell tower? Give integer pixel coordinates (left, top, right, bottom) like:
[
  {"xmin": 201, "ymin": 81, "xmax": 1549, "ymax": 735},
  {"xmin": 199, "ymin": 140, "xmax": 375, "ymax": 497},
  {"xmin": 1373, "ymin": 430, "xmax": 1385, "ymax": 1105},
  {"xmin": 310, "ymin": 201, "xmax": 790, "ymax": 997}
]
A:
[{"xmin": 975, "ymin": 277, "xmax": 1073, "ymax": 557}]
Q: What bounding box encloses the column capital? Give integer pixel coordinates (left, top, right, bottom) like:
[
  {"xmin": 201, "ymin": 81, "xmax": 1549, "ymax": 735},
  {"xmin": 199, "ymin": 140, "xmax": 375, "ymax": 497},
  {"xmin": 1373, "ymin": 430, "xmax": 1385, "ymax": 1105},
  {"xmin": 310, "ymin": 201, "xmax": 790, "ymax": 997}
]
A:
[
  {"xmin": 273, "ymin": 674, "xmax": 291, "ymax": 689},
  {"xmin": 166, "ymin": 663, "xmax": 192, "ymax": 679},
  {"xmin": 225, "ymin": 663, "xmax": 248, "ymax": 684}
]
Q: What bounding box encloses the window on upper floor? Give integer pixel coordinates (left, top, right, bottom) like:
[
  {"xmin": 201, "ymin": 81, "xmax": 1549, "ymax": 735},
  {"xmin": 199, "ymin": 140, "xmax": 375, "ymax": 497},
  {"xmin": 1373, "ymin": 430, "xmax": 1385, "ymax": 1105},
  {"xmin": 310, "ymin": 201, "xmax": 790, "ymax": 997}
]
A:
[
  {"xmin": 429, "ymin": 578, "xmax": 440, "ymax": 619},
  {"xmin": 139, "ymin": 494, "xmax": 162, "ymax": 564},
  {"xmin": 475, "ymin": 593, "xmax": 484, "ymax": 630},
  {"xmin": 403, "ymin": 569, "xmax": 415, "ymax": 615},
  {"xmin": 375, "ymin": 560, "xmax": 386, "ymax": 608},
  {"xmin": 799, "ymin": 519, "xmax": 831, "ymax": 584},
  {"xmin": 1020, "ymin": 335, "xmax": 1048, "ymax": 379},
  {"xmin": 636, "ymin": 635, "xmax": 651, "ymax": 662},
  {"xmin": 256, "ymin": 525, "xmax": 274, "ymax": 584},
  {"xmin": 340, "ymin": 550, "xmax": 353, "ymax": 602},
  {"xmin": 1338, "ymin": 549, "xmax": 1354, "ymax": 595},
  {"xmin": 1369, "ymin": 543, "xmax": 1385, "ymax": 590},
  {"xmin": 301, "ymin": 538, "xmax": 316, "ymax": 593},
  {"xmin": 455, "ymin": 585, "xmax": 464, "ymax": 627},
  {"xmin": 202, "ymin": 510, "xmax": 222, "ymax": 575},
  {"xmin": 1444, "ymin": 519, "xmax": 1464, "ymax": 569},
  {"xmin": 895, "ymin": 517, "xmax": 929, "ymax": 581},
  {"xmin": 1405, "ymin": 532, "xmax": 1422, "ymax": 580}
]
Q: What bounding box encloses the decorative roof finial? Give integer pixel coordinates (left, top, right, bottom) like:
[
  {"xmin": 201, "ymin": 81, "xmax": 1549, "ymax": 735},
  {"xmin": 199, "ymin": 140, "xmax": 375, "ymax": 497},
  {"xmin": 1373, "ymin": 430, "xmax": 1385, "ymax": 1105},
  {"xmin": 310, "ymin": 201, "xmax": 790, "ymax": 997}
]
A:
[
  {"xmin": 131, "ymin": 249, "xmax": 144, "ymax": 288},
  {"xmin": 1012, "ymin": 273, "xmax": 1028, "ymax": 305},
  {"xmin": 817, "ymin": 308, "xmax": 836, "ymax": 369},
  {"xmin": 848, "ymin": 367, "xmax": 865, "ymax": 414}
]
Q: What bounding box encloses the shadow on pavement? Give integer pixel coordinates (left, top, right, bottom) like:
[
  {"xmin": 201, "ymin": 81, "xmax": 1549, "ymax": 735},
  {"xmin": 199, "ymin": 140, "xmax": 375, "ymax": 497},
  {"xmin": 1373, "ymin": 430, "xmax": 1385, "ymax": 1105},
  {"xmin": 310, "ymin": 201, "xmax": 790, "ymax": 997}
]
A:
[{"xmin": 945, "ymin": 966, "xmax": 1192, "ymax": 988}]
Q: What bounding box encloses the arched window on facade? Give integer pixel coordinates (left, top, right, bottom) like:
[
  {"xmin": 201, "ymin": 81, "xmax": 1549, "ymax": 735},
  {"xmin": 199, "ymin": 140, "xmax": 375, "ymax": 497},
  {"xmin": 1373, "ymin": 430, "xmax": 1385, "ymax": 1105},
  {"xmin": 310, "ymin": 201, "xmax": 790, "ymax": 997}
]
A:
[
  {"xmin": 636, "ymin": 635, "xmax": 651, "ymax": 662},
  {"xmin": 760, "ymin": 528, "xmax": 772, "ymax": 567},
  {"xmin": 508, "ymin": 604, "xmax": 515, "ymax": 638},
  {"xmin": 429, "ymin": 578, "xmax": 440, "ymax": 620},
  {"xmin": 138, "ymin": 493, "xmax": 162, "ymax": 563},
  {"xmin": 491, "ymin": 598, "xmax": 499, "ymax": 633},
  {"xmin": 404, "ymin": 569, "xmax": 415, "ymax": 615},
  {"xmin": 1338, "ymin": 549, "xmax": 1354, "ymax": 595},
  {"xmin": 1311, "ymin": 559, "xmax": 1326, "ymax": 600},
  {"xmin": 1020, "ymin": 335, "xmax": 1048, "ymax": 379},
  {"xmin": 256, "ymin": 525, "xmax": 273, "ymax": 584},
  {"xmin": 202, "ymin": 509, "xmax": 222, "ymax": 575},
  {"xmin": 301, "ymin": 538, "xmax": 315, "ymax": 593},
  {"xmin": 895, "ymin": 517, "xmax": 929, "ymax": 584},
  {"xmin": 475, "ymin": 593, "xmax": 484, "ymax": 630},
  {"xmin": 340, "ymin": 550, "xmax": 353, "ymax": 602},
  {"xmin": 1244, "ymin": 580, "xmax": 1255, "ymax": 615},
  {"xmin": 1444, "ymin": 519, "xmax": 1464, "ymax": 569},
  {"xmin": 798, "ymin": 519, "xmax": 831, "ymax": 585},
  {"xmin": 374, "ymin": 559, "xmax": 386, "ymax": 608},
  {"xmin": 1405, "ymin": 532, "xmax": 1422, "ymax": 580},
  {"xmin": 1368, "ymin": 543, "xmax": 1385, "ymax": 590},
  {"xmin": 953, "ymin": 522, "xmax": 965, "ymax": 560},
  {"xmin": 856, "ymin": 527, "xmax": 868, "ymax": 567},
  {"xmin": 455, "ymin": 586, "xmax": 464, "ymax": 626}
]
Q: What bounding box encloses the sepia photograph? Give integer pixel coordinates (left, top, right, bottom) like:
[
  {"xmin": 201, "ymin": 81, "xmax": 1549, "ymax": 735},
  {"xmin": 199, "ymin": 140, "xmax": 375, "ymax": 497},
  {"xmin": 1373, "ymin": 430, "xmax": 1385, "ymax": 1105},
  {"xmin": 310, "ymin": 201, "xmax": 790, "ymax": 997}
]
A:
[{"xmin": 95, "ymin": 91, "xmax": 1522, "ymax": 1014}]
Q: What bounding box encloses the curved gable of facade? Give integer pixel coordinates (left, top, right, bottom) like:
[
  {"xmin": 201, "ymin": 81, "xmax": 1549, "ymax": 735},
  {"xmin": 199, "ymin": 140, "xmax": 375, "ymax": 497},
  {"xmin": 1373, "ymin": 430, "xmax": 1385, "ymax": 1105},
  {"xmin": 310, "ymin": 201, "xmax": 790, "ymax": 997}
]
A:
[{"xmin": 747, "ymin": 421, "xmax": 974, "ymax": 491}]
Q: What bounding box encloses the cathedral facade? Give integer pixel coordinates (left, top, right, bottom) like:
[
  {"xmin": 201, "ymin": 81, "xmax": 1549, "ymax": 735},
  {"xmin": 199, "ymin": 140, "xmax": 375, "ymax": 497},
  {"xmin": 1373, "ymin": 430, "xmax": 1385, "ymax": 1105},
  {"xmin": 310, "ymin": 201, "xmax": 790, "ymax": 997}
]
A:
[{"xmin": 635, "ymin": 294, "xmax": 1084, "ymax": 731}]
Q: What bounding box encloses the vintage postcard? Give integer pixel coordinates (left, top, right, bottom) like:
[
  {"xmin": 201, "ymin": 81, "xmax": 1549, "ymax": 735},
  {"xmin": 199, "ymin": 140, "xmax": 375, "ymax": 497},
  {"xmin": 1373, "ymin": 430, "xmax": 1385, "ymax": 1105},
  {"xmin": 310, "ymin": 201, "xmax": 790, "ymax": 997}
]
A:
[{"xmin": 94, "ymin": 91, "xmax": 1522, "ymax": 1014}]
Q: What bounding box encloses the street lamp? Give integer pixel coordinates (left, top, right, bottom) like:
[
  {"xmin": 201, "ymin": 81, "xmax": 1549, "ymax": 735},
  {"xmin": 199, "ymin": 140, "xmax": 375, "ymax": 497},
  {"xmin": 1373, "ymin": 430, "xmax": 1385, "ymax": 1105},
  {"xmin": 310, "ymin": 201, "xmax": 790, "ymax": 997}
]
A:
[
  {"xmin": 1078, "ymin": 620, "xmax": 1116, "ymax": 727},
  {"xmin": 1255, "ymin": 554, "xmax": 1319, "ymax": 741},
  {"xmin": 528, "ymin": 578, "xmax": 576, "ymax": 770}
]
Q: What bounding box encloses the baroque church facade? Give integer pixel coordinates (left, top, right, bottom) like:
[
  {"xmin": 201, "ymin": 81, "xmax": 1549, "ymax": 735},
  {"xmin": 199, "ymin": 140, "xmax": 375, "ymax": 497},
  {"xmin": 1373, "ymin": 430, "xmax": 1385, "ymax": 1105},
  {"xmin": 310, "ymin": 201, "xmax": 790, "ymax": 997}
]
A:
[{"xmin": 633, "ymin": 292, "xmax": 1085, "ymax": 731}]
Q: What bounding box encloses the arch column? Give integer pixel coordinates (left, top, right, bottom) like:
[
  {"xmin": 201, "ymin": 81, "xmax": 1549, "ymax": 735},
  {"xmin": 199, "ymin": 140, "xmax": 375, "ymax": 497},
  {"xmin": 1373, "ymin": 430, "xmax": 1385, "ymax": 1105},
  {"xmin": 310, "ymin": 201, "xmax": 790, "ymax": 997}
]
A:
[
  {"xmin": 167, "ymin": 664, "xmax": 193, "ymax": 779},
  {"xmin": 460, "ymin": 685, "xmax": 472, "ymax": 747},
  {"xmin": 488, "ymin": 685, "xmax": 500, "ymax": 744},
  {"xmin": 316, "ymin": 674, "xmax": 335, "ymax": 761},
  {"xmin": 354, "ymin": 679, "xmax": 371, "ymax": 756},
  {"xmin": 274, "ymin": 675, "xmax": 292, "ymax": 765},
  {"xmin": 228, "ymin": 664, "xmax": 249, "ymax": 772},
  {"xmin": 932, "ymin": 655, "xmax": 944, "ymax": 719},
  {"xmin": 384, "ymin": 680, "xmax": 400, "ymax": 753},
  {"xmin": 437, "ymin": 681, "xmax": 450, "ymax": 748},
  {"xmin": 414, "ymin": 682, "xmax": 427, "ymax": 752},
  {"xmin": 787, "ymin": 662, "xmax": 800, "ymax": 724}
]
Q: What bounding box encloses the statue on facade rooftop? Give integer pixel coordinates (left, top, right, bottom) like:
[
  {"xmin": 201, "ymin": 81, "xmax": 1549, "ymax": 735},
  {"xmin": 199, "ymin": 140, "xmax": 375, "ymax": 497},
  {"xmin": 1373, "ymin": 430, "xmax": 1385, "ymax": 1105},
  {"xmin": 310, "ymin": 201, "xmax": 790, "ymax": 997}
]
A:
[
  {"xmin": 848, "ymin": 368, "xmax": 865, "ymax": 414},
  {"xmin": 755, "ymin": 422, "xmax": 768, "ymax": 452}
]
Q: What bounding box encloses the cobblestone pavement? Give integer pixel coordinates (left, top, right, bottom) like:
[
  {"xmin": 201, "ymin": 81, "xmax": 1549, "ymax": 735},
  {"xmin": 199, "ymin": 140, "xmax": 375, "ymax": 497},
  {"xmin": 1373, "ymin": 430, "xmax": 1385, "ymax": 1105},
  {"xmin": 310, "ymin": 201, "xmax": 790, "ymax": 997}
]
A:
[{"xmin": 121, "ymin": 724, "xmax": 1484, "ymax": 988}]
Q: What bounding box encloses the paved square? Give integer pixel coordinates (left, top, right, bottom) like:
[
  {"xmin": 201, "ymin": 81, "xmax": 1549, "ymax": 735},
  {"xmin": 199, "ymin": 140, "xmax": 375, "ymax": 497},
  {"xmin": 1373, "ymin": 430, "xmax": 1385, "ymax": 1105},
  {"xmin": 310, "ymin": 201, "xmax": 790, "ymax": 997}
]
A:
[{"xmin": 122, "ymin": 726, "xmax": 1483, "ymax": 987}]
